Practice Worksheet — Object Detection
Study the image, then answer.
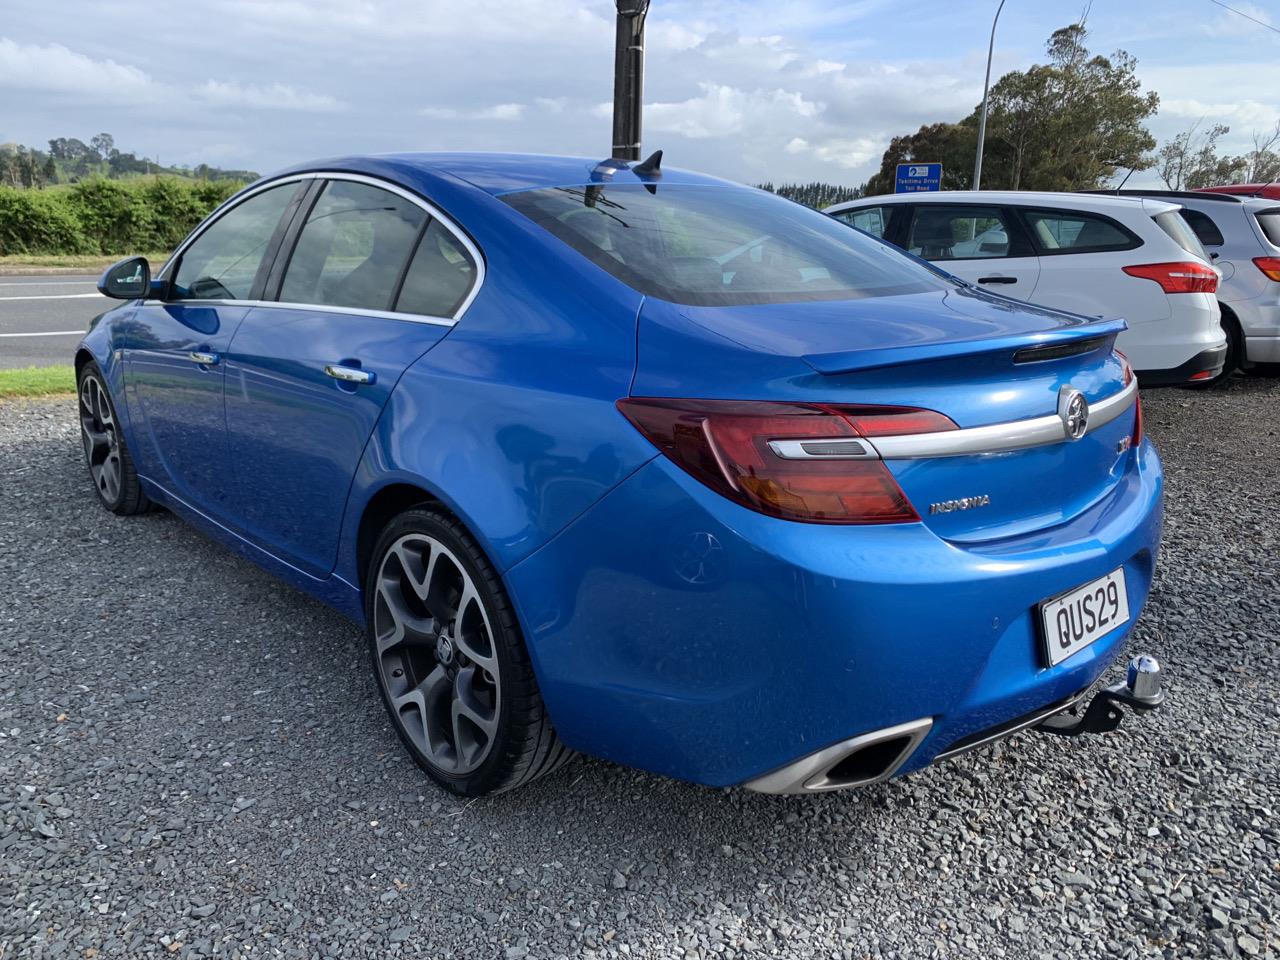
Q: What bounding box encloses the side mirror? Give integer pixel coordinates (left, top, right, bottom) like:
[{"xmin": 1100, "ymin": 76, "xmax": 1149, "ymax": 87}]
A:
[{"xmin": 98, "ymin": 257, "xmax": 151, "ymax": 300}]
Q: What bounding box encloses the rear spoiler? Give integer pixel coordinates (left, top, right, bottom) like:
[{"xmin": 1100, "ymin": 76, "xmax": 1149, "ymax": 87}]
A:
[{"xmin": 802, "ymin": 317, "xmax": 1128, "ymax": 376}]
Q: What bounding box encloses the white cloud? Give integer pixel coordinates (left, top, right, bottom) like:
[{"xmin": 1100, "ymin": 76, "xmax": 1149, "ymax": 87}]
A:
[
  {"xmin": 195, "ymin": 80, "xmax": 345, "ymax": 112},
  {"xmin": 645, "ymin": 83, "xmax": 822, "ymax": 139},
  {"xmin": 0, "ymin": 37, "xmax": 153, "ymax": 97},
  {"xmin": 420, "ymin": 102, "xmax": 525, "ymax": 121}
]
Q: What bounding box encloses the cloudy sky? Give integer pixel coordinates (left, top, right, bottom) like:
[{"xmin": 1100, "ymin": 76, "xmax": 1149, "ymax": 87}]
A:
[{"xmin": 1, "ymin": 0, "xmax": 1278, "ymax": 187}]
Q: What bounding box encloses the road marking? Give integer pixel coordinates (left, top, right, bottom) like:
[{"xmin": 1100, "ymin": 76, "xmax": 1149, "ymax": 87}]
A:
[
  {"xmin": 0, "ymin": 330, "xmax": 85, "ymax": 338},
  {"xmin": 0, "ymin": 293, "xmax": 104, "ymax": 301}
]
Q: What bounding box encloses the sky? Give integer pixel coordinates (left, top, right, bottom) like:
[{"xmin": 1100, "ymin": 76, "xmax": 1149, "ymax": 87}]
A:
[{"xmin": 1, "ymin": 0, "xmax": 1278, "ymax": 188}]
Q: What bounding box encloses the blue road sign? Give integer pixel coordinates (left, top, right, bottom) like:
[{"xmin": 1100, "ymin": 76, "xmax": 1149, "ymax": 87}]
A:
[{"xmin": 895, "ymin": 162, "xmax": 942, "ymax": 193}]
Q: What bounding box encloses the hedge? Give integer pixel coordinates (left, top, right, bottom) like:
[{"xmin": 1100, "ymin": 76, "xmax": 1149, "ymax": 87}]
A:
[{"xmin": 0, "ymin": 177, "xmax": 244, "ymax": 256}]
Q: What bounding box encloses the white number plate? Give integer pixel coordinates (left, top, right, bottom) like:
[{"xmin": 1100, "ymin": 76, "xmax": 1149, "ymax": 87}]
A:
[{"xmin": 1039, "ymin": 569, "xmax": 1130, "ymax": 666}]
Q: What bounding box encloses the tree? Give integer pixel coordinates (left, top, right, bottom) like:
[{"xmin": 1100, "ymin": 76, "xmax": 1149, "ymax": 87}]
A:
[
  {"xmin": 864, "ymin": 122, "xmax": 978, "ymax": 195},
  {"xmin": 1156, "ymin": 121, "xmax": 1245, "ymax": 189},
  {"xmin": 42, "ymin": 154, "xmax": 57, "ymax": 186},
  {"xmin": 90, "ymin": 132, "xmax": 115, "ymax": 164},
  {"xmin": 865, "ymin": 23, "xmax": 1159, "ymax": 194},
  {"xmin": 1232, "ymin": 123, "xmax": 1280, "ymax": 184},
  {"xmin": 757, "ymin": 181, "xmax": 864, "ymax": 209}
]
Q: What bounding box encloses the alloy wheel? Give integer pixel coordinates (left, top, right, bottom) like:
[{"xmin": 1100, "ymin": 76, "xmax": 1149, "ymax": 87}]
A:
[
  {"xmin": 79, "ymin": 373, "xmax": 122, "ymax": 505},
  {"xmin": 372, "ymin": 534, "xmax": 501, "ymax": 776}
]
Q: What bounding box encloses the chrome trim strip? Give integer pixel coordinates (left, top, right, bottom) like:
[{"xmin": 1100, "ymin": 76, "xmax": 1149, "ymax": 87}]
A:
[
  {"xmin": 743, "ymin": 717, "xmax": 933, "ymax": 794},
  {"xmin": 767, "ymin": 438, "xmax": 877, "ymax": 460},
  {"xmin": 156, "ymin": 170, "xmax": 485, "ymax": 325},
  {"xmin": 868, "ymin": 379, "xmax": 1137, "ymax": 460},
  {"xmin": 933, "ymin": 686, "xmax": 1093, "ymax": 763}
]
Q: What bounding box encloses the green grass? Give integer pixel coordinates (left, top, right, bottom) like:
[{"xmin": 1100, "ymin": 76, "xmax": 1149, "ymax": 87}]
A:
[
  {"xmin": 0, "ymin": 365, "xmax": 77, "ymax": 399},
  {"xmin": 0, "ymin": 251, "xmax": 170, "ymax": 272}
]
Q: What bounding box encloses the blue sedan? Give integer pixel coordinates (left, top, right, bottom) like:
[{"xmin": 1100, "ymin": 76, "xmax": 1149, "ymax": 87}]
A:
[{"xmin": 78, "ymin": 153, "xmax": 1165, "ymax": 796}]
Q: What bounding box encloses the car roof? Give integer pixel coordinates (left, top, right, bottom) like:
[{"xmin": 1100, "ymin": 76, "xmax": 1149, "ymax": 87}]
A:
[
  {"xmin": 267, "ymin": 152, "xmax": 737, "ymax": 196},
  {"xmin": 828, "ymin": 190, "xmax": 1180, "ymax": 215},
  {"xmin": 1199, "ymin": 184, "xmax": 1280, "ymax": 200},
  {"xmin": 1082, "ymin": 189, "xmax": 1245, "ymax": 204}
]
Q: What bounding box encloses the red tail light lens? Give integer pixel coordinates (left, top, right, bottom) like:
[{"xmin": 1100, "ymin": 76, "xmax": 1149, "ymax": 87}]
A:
[
  {"xmin": 1254, "ymin": 257, "xmax": 1280, "ymax": 281},
  {"xmin": 1133, "ymin": 392, "xmax": 1143, "ymax": 447},
  {"xmin": 616, "ymin": 398, "xmax": 956, "ymax": 524},
  {"xmin": 1122, "ymin": 261, "xmax": 1218, "ymax": 294}
]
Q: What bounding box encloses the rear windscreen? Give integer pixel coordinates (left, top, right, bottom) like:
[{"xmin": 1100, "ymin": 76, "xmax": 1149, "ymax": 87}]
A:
[
  {"xmin": 1154, "ymin": 210, "xmax": 1210, "ymax": 261},
  {"xmin": 502, "ymin": 183, "xmax": 951, "ymax": 307},
  {"xmin": 1256, "ymin": 209, "xmax": 1280, "ymax": 247}
]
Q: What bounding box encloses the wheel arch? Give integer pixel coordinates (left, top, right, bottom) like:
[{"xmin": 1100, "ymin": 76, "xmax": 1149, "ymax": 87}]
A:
[{"xmin": 355, "ymin": 482, "xmax": 444, "ymax": 591}]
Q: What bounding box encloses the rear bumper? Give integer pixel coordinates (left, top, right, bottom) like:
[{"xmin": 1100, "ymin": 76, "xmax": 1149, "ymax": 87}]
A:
[
  {"xmin": 1246, "ymin": 336, "xmax": 1280, "ymax": 363},
  {"xmin": 1137, "ymin": 343, "xmax": 1228, "ymax": 385},
  {"xmin": 505, "ymin": 438, "xmax": 1165, "ymax": 788}
]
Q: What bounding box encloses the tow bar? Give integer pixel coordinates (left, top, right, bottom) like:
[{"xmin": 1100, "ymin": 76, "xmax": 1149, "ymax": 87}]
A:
[{"xmin": 1037, "ymin": 655, "xmax": 1165, "ymax": 737}]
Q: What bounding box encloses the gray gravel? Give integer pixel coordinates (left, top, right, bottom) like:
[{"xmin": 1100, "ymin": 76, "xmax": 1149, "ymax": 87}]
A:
[{"xmin": 1, "ymin": 379, "xmax": 1278, "ymax": 960}]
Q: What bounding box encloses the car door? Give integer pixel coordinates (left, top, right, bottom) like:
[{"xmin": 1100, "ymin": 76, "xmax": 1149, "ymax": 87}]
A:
[
  {"xmin": 223, "ymin": 176, "xmax": 480, "ymax": 578},
  {"xmin": 1013, "ymin": 207, "xmax": 1146, "ymax": 319},
  {"xmin": 125, "ymin": 180, "xmax": 306, "ymax": 516},
  {"xmin": 902, "ymin": 203, "xmax": 1041, "ymax": 298}
]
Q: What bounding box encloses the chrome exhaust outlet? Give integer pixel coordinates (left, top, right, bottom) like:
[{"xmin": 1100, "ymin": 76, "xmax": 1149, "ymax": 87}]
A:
[{"xmin": 744, "ymin": 717, "xmax": 933, "ymax": 794}]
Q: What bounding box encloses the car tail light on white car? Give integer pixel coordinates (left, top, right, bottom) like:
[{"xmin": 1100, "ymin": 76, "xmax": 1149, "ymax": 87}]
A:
[
  {"xmin": 617, "ymin": 398, "xmax": 958, "ymax": 524},
  {"xmin": 1121, "ymin": 261, "xmax": 1219, "ymax": 294},
  {"xmin": 1253, "ymin": 257, "xmax": 1280, "ymax": 281}
]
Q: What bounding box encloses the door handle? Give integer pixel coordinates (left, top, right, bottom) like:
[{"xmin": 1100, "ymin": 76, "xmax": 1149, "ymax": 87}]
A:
[
  {"xmin": 324, "ymin": 364, "xmax": 374, "ymax": 385},
  {"xmin": 977, "ymin": 276, "xmax": 1017, "ymax": 285},
  {"xmin": 187, "ymin": 351, "xmax": 220, "ymax": 365}
]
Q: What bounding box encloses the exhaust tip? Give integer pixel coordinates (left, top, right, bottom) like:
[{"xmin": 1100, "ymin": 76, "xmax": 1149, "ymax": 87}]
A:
[{"xmin": 744, "ymin": 718, "xmax": 932, "ymax": 794}]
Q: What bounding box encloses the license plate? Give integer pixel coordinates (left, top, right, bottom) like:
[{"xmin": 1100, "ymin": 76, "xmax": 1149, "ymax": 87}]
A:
[{"xmin": 1039, "ymin": 569, "xmax": 1130, "ymax": 666}]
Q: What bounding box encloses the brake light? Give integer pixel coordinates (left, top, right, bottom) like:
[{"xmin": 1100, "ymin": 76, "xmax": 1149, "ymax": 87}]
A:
[
  {"xmin": 1133, "ymin": 392, "xmax": 1143, "ymax": 447},
  {"xmin": 1122, "ymin": 261, "xmax": 1218, "ymax": 294},
  {"xmin": 616, "ymin": 398, "xmax": 956, "ymax": 524},
  {"xmin": 1117, "ymin": 350, "xmax": 1134, "ymax": 387},
  {"xmin": 1254, "ymin": 257, "xmax": 1280, "ymax": 281}
]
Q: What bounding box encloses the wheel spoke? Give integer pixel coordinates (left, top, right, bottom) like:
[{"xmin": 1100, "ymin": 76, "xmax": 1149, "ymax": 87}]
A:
[
  {"xmin": 452, "ymin": 666, "xmax": 498, "ymax": 765},
  {"xmin": 452, "ymin": 585, "xmax": 497, "ymax": 673}
]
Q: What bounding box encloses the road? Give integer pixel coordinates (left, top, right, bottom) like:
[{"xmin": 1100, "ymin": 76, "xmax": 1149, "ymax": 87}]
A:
[
  {"xmin": 1, "ymin": 379, "xmax": 1277, "ymax": 959},
  {"xmin": 0, "ymin": 275, "xmax": 109, "ymax": 369}
]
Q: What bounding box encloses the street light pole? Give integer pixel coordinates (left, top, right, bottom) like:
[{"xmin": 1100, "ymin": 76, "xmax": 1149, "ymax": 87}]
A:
[
  {"xmin": 972, "ymin": 0, "xmax": 1007, "ymax": 191},
  {"xmin": 612, "ymin": 0, "xmax": 651, "ymax": 160}
]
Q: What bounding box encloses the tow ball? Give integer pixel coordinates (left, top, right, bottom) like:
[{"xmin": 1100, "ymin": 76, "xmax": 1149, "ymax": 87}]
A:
[{"xmin": 1037, "ymin": 655, "xmax": 1165, "ymax": 737}]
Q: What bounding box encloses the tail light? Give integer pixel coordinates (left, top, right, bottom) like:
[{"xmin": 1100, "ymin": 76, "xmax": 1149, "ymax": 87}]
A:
[
  {"xmin": 1122, "ymin": 261, "xmax": 1218, "ymax": 294},
  {"xmin": 1254, "ymin": 257, "xmax": 1280, "ymax": 281},
  {"xmin": 616, "ymin": 398, "xmax": 956, "ymax": 524},
  {"xmin": 1117, "ymin": 351, "xmax": 1143, "ymax": 447}
]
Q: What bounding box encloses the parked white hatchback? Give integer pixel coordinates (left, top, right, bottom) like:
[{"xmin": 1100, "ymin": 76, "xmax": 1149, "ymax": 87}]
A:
[{"xmin": 826, "ymin": 191, "xmax": 1226, "ymax": 385}]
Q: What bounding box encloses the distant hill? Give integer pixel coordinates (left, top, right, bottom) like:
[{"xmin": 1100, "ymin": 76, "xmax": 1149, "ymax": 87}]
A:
[{"xmin": 0, "ymin": 133, "xmax": 256, "ymax": 188}]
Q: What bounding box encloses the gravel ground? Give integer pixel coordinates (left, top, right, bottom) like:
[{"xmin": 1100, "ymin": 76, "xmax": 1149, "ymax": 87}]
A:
[{"xmin": 1, "ymin": 380, "xmax": 1277, "ymax": 960}]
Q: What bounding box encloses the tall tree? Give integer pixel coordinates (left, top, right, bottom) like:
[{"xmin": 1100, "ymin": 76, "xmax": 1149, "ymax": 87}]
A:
[
  {"xmin": 90, "ymin": 132, "xmax": 115, "ymax": 164},
  {"xmin": 864, "ymin": 23, "xmax": 1158, "ymax": 194},
  {"xmin": 1156, "ymin": 121, "xmax": 1244, "ymax": 189}
]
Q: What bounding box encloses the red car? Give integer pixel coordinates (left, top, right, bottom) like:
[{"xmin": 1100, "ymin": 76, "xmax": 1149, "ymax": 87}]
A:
[{"xmin": 1198, "ymin": 184, "xmax": 1280, "ymax": 201}]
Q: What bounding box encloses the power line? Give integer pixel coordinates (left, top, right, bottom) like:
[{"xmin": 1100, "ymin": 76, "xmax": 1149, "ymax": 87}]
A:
[{"xmin": 1209, "ymin": 0, "xmax": 1280, "ymax": 35}]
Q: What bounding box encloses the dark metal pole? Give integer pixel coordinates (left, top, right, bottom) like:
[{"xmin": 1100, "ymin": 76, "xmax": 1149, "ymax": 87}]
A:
[{"xmin": 612, "ymin": 1, "xmax": 650, "ymax": 160}]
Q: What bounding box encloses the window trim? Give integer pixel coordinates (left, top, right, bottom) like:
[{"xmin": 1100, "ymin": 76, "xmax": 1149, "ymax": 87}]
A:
[
  {"xmin": 900, "ymin": 203, "xmax": 1036, "ymax": 261},
  {"xmin": 1014, "ymin": 206, "xmax": 1142, "ymax": 257},
  {"xmin": 158, "ymin": 171, "xmax": 485, "ymax": 327}
]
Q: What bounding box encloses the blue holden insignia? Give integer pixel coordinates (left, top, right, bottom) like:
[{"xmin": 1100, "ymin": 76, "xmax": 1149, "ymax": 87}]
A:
[{"xmin": 78, "ymin": 152, "xmax": 1167, "ymax": 797}]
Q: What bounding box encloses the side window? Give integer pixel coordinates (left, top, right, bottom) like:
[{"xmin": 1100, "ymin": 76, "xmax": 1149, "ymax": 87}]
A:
[
  {"xmin": 171, "ymin": 183, "xmax": 297, "ymax": 301},
  {"xmin": 906, "ymin": 205, "xmax": 1012, "ymax": 260},
  {"xmin": 1023, "ymin": 210, "xmax": 1135, "ymax": 254},
  {"xmin": 1178, "ymin": 209, "xmax": 1225, "ymax": 247},
  {"xmin": 834, "ymin": 206, "xmax": 889, "ymax": 238},
  {"xmin": 395, "ymin": 221, "xmax": 477, "ymax": 317},
  {"xmin": 279, "ymin": 180, "xmax": 427, "ymax": 311}
]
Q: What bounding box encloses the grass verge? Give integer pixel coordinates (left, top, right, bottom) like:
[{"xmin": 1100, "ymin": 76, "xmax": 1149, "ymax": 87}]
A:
[
  {"xmin": 0, "ymin": 252, "xmax": 171, "ymax": 274},
  {"xmin": 0, "ymin": 365, "xmax": 77, "ymax": 399}
]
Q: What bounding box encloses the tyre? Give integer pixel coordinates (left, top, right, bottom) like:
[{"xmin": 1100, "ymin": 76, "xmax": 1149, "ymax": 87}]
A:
[
  {"xmin": 1188, "ymin": 308, "xmax": 1242, "ymax": 389},
  {"xmin": 365, "ymin": 507, "xmax": 573, "ymax": 796},
  {"xmin": 77, "ymin": 362, "xmax": 151, "ymax": 515}
]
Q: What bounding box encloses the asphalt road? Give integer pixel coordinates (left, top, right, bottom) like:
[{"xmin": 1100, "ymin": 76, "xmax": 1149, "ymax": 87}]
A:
[
  {"xmin": 0, "ymin": 275, "xmax": 107, "ymax": 369},
  {"xmin": 1, "ymin": 382, "xmax": 1277, "ymax": 959}
]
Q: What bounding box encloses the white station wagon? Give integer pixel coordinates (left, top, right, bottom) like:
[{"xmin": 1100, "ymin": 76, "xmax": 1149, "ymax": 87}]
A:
[{"xmin": 826, "ymin": 191, "xmax": 1227, "ymax": 385}]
